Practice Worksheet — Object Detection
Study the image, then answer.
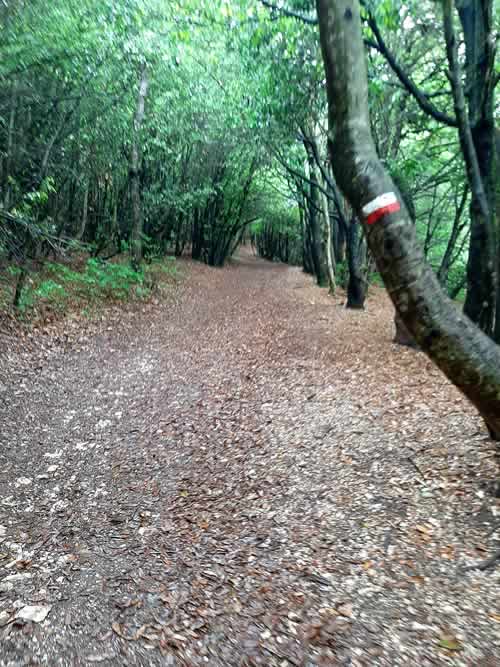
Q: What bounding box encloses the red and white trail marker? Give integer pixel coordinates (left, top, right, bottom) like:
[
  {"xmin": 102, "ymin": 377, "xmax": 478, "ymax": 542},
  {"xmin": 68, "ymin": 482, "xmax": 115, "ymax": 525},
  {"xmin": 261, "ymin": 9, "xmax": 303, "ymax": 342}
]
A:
[{"xmin": 362, "ymin": 192, "xmax": 400, "ymax": 225}]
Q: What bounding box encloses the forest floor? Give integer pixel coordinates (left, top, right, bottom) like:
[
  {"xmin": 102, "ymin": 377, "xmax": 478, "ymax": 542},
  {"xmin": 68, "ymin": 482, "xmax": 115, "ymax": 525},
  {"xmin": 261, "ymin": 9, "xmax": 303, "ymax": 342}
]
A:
[{"xmin": 0, "ymin": 248, "xmax": 499, "ymax": 666}]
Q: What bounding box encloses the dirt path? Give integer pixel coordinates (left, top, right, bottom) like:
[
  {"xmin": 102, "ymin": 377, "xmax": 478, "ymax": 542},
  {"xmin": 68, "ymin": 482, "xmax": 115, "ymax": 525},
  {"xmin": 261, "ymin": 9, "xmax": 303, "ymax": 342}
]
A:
[{"xmin": 0, "ymin": 251, "xmax": 499, "ymax": 666}]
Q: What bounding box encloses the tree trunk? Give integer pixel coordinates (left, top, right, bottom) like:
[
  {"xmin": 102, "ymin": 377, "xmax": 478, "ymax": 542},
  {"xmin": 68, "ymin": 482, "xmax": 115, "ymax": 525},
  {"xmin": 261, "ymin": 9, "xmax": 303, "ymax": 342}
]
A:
[
  {"xmin": 346, "ymin": 219, "xmax": 366, "ymax": 308},
  {"xmin": 394, "ymin": 312, "xmax": 418, "ymax": 348},
  {"xmin": 336, "ymin": 215, "xmax": 347, "ymax": 263},
  {"xmin": 390, "ymin": 173, "xmax": 417, "ymax": 345},
  {"xmin": 192, "ymin": 207, "xmax": 204, "ymax": 260},
  {"xmin": 130, "ymin": 62, "xmax": 148, "ymax": 271},
  {"xmin": 301, "ymin": 204, "xmax": 314, "ymax": 275},
  {"xmin": 111, "ymin": 196, "xmax": 120, "ymax": 253},
  {"xmin": 494, "ymin": 129, "xmax": 500, "ymax": 343},
  {"xmin": 321, "ymin": 179, "xmax": 336, "ymax": 294},
  {"xmin": 13, "ymin": 267, "xmax": 27, "ymax": 309},
  {"xmin": 454, "ymin": 0, "xmax": 497, "ymax": 335},
  {"xmin": 315, "ymin": 0, "xmax": 500, "ymax": 440},
  {"xmin": 175, "ymin": 213, "xmax": 185, "ymax": 257},
  {"xmin": 76, "ymin": 181, "xmax": 89, "ymax": 241},
  {"xmin": 39, "ymin": 107, "xmax": 76, "ymax": 183},
  {"xmin": 304, "ymin": 146, "xmax": 327, "ymax": 286}
]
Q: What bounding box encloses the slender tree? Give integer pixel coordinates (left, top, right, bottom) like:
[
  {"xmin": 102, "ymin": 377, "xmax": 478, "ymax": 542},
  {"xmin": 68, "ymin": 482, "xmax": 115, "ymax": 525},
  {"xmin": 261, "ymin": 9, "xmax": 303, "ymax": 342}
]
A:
[{"xmin": 130, "ymin": 61, "xmax": 148, "ymax": 270}]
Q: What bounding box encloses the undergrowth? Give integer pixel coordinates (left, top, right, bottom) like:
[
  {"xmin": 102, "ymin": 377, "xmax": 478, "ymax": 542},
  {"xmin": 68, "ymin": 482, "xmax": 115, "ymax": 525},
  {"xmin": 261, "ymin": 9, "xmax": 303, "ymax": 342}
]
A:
[{"xmin": 0, "ymin": 255, "xmax": 179, "ymax": 323}]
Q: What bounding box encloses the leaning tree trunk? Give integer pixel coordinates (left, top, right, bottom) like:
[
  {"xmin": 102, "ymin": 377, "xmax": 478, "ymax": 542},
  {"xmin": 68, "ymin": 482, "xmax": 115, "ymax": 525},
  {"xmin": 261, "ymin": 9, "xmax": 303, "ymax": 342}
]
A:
[
  {"xmin": 394, "ymin": 313, "xmax": 418, "ymax": 348},
  {"xmin": 391, "ymin": 173, "xmax": 417, "ymax": 346},
  {"xmin": 130, "ymin": 62, "xmax": 148, "ymax": 271},
  {"xmin": 315, "ymin": 0, "xmax": 500, "ymax": 439}
]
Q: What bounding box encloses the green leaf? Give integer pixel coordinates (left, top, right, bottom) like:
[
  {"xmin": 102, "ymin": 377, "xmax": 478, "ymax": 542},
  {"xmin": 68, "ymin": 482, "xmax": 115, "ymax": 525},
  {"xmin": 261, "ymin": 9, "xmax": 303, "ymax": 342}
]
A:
[{"xmin": 438, "ymin": 636, "xmax": 463, "ymax": 651}]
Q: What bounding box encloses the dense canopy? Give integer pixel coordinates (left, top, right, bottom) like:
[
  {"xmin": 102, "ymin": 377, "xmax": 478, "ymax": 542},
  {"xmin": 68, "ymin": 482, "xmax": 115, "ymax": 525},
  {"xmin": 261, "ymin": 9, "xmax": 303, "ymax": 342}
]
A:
[{"xmin": 1, "ymin": 2, "xmax": 500, "ymax": 663}]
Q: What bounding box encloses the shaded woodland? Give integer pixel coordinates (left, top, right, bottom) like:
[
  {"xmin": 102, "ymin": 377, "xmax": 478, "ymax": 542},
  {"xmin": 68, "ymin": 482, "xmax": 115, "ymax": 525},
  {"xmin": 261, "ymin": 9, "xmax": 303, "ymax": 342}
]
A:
[
  {"xmin": 1, "ymin": 3, "xmax": 500, "ymax": 663},
  {"xmin": 0, "ymin": 1, "xmax": 499, "ymax": 433}
]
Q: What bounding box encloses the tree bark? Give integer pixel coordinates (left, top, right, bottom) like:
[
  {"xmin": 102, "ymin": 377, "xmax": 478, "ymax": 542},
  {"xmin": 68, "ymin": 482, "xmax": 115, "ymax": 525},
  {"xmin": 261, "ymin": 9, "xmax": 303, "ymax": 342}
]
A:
[
  {"xmin": 390, "ymin": 173, "xmax": 416, "ymax": 345},
  {"xmin": 304, "ymin": 143, "xmax": 327, "ymax": 286},
  {"xmin": 321, "ymin": 176, "xmax": 336, "ymax": 294},
  {"xmin": 494, "ymin": 128, "xmax": 500, "ymax": 343},
  {"xmin": 130, "ymin": 62, "xmax": 148, "ymax": 271},
  {"xmin": 346, "ymin": 218, "xmax": 366, "ymax": 308},
  {"xmin": 394, "ymin": 312, "xmax": 418, "ymax": 348},
  {"xmin": 76, "ymin": 181, "xmax": 89, "ymax": 242},
  {"xmin": 315, "ymin": 0, "xmax": 500, "ymax": 440},
  {"xmin": 444, "ymin": 0, "xmax": 497, "ymax": 335},
  {"xmin": 299, "ymin": 200, "xmax": 314, "ymax": 274}
]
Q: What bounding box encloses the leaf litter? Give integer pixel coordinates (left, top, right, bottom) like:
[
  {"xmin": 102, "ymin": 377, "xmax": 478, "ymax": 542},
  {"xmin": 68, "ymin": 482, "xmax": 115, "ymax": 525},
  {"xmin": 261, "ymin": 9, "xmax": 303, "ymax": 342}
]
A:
[{"xmin": 0, "ymin": 248, "xmax": 499, "ymax": 665}]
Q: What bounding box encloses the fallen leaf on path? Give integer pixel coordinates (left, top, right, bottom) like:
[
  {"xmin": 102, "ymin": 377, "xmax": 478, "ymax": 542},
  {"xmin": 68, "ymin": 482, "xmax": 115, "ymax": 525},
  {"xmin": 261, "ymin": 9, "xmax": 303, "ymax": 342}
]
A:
[
  {"xmin": 0, "ymin": 611, "xmax": 11, "ymax": 627},
  {"xmin": 116, "ymin": 598, "xmax": 141, "ymax": 610},
  {"xmin": 16, "ymin": 605, "xmax": 51, "ymax": 623},
  {"xmin": 337, "ymin": 602, "xmax": 353, "ymax": 618},
  {"xmin": 438, "ymin": 635, "xmax": 463, "ymax": 651},
  {"xmin": 112, "ymin": 622, "xmax": 131, "ymax": 639},
  {"xmin": 86, "ymin": 655, "xmax": 115, "ymax": 663}
]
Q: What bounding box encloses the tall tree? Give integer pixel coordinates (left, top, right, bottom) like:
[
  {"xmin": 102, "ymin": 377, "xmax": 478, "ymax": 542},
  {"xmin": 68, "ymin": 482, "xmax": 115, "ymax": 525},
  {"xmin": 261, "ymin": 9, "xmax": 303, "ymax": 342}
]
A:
[{"xmin": 130, "ymin": 61, "xmax": 148, "ymax": 270}]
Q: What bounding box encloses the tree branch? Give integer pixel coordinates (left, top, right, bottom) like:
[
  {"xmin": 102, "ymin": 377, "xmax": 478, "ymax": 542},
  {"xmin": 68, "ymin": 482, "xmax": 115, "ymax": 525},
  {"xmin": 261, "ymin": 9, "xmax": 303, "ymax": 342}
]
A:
[
  {"xmin": 299, "ymin": 130, "xmax": 350, "ymax": 227},
  {"xmin": 259, "ymin": 0, "xmax": 317, "ymax": 25},
  {"xmin": 272, "ymin": 148, "xmax": 336, "ymax": 205},
  {"xmin": 361, "ymin": 2, "xmax": 458, "ymax": 127}
]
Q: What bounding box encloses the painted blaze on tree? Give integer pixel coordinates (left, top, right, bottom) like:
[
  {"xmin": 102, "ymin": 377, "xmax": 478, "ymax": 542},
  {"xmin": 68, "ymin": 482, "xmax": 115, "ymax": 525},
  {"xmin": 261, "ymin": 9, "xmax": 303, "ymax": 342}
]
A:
[{"xmin": 315, "ymin": 0, "xmax": 500, "ymax": 440}]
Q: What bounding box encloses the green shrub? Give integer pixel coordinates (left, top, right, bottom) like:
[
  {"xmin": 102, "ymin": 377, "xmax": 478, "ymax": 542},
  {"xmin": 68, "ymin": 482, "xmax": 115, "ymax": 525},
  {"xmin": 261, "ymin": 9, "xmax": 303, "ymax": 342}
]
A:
[
  {"xmin": 34, "ymin": 279, "xmax": 67, "ymax": 299},
  {"xmin": 84, "ymin": 259, "xmax": 143, "ymax": 298},
  {"xmin": 5, "ymin": 254, "xmax": 178, "ymax": 319}
]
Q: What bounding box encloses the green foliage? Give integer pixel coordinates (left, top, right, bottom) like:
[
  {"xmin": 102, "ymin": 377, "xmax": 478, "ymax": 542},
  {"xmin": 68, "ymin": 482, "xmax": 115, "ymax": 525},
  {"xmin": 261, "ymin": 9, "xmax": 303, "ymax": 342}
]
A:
[
  {"xmin": 12, "ymin": 178, "xmax": 56, "ymax": 220},
  {"xmin": 84, "ymin": 259, "xmax": 143, "ymax": 298},
  {"xmin": 34, "ymin": 279, "xmax": 67, "ymax": 300},
  {"xmin": 6, "ymin": 265, "xmax": 23, "ymax": 277},
  {"xmin": 7, "ymin": 256, "xmax": 177, "ymax": 317},
  {"xmin": 0, "ymin": 0, "xmax": 486, "ymax": 303}
]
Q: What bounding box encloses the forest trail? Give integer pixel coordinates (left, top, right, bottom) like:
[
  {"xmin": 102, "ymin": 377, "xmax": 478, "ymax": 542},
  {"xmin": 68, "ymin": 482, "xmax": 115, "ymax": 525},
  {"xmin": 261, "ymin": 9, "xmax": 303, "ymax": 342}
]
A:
[{"xmin": 0, "ymin": 250, "xmax": 499, "ymax": 666}]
